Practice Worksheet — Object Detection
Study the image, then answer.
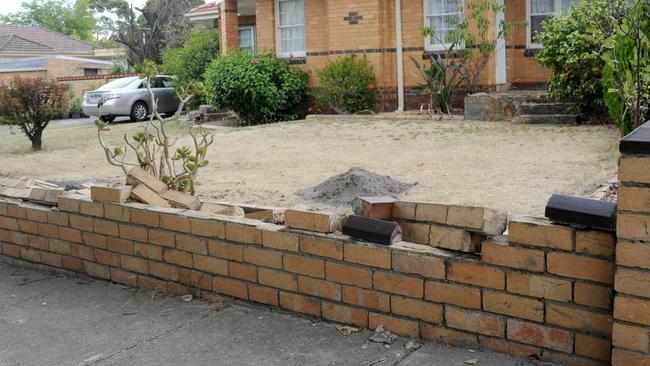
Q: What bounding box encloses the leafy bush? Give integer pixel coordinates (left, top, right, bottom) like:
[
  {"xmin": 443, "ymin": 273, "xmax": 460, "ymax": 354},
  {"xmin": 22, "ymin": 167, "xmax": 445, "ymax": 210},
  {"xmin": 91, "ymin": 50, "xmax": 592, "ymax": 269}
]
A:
[
  {"xmin": 314, "ymin": 55, "xmax": 377, "ymax": 113},
  {"xmin": 204, "ymin": 52, "xmax": 309, "ymax": 124},
  {"xmin": 0, "ymin": 77, "xmax": 69, "ymax": 150},
  {"xmin": 535, "ymin": 0, "xmax": 614, "ymax": 113}
]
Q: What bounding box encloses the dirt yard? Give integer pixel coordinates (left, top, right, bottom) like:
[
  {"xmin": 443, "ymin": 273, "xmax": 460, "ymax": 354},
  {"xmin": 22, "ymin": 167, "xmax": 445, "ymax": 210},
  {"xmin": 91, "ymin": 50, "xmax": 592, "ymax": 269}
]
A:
[{"xmin": 0, "ymin": 117, "xmax": 619, "ymax": 216}]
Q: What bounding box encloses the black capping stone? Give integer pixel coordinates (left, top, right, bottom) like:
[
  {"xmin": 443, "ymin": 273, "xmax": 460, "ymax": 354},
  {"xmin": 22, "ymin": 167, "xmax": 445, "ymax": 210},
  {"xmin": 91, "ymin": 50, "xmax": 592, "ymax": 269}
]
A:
[
  {"xmin": 342, "ymin": 215, "xmax": 402, "ymax": 245},
  {"xmin": 545, "ymin": 194, "xmax": 617, "ymax": 232},
  {"xmin": 620, "ymin": 121, "xmax": 650, "ymax": 155}
]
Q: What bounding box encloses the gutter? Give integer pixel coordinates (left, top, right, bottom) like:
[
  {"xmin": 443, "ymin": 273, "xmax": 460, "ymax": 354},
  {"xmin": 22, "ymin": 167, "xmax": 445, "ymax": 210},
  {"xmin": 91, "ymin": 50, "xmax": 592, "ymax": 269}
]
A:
[{"xmin": 394, "ymin": 0, "xmax": 405, "ymax": 112}]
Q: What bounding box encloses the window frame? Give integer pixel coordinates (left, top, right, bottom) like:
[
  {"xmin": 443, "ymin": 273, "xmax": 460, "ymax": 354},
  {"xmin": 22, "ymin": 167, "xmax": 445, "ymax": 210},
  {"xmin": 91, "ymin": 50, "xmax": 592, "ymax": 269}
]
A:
[
  {"xmin": 526, "ymin": 0, "xmax": 579, "ymax": 49},
  {"xmin": 423, "ymin": 0, "xmax": 465, "ymax": 52},
  {"xmin": 274, "ymin": 0, "xmax": 306, "ymax": 58},
  {"xmin": 238, "ymin": 25, "xmax": 257, "ymax": 53}
]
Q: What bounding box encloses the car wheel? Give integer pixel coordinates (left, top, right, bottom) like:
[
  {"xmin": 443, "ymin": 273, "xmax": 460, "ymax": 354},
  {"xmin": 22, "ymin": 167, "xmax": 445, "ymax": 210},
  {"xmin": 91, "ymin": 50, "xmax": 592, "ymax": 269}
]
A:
[
  {"xmin": 130, "ymin": 101, "xmax": 149, "ymax": 122},
  {"xmin": 100, "ymin": 115, "xmax": 116, "ymax": 123}
]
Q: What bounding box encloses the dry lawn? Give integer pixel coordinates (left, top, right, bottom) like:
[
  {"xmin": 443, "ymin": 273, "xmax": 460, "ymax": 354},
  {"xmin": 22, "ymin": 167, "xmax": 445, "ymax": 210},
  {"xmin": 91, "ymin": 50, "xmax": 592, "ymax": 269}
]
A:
[{"xmin": 0, "ymin": 117, "xmax": 619, "ymax": 216}]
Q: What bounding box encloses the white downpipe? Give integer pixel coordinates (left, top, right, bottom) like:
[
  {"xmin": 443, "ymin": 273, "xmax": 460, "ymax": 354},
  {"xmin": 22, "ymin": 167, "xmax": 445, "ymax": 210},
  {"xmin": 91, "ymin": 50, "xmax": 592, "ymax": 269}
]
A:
[{"xmin": 395, "ymin": 0, "xmax": 405, "ymax": 112}]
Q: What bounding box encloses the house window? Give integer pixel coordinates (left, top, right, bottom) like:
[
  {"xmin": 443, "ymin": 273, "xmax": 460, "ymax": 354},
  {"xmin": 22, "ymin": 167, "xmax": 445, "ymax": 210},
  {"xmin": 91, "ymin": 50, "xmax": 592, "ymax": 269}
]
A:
[
  {"xmin": 527, "ymin": 0, "xmax": 579, "ymax": 48},
  {"xmin": 423, "ymin": 0, "xmax": 464, "ymax": 51},
  {"xmin": 84, "ymin": 68, "xmax": 99, "ymax": 76},
  {"xmin": 275, "ymin": 0, "xmax": 305, "ymax": 58},
  {"xmin": 239, "ymin": 26, "xmax": 256, "ymax": 53}
]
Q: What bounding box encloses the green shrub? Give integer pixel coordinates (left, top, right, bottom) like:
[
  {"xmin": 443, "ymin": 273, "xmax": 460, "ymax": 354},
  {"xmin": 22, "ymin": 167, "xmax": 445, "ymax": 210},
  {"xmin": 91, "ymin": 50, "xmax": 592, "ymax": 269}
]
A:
[
  {"xmin": 535, "ymin": 0, "xmax": 614, "ymax": 113},
  {"xmin": 204, "ymin": 52, "xmax": 309, "ymax": 124},
  {"xmin": 314, "ymin": 55, "xmax": 377, "ymax": 113}
]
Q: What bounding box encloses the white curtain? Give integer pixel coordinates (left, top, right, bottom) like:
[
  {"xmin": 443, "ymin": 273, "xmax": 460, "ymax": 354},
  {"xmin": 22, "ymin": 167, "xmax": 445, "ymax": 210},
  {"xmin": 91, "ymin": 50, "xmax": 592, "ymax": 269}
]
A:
[
  {"xmin": 426, "ymin": 0, "xmax": 463, "ymax": 46},
  {"xmin": 277, "ymin": 0, "xmax": 305, "ymax": 54}
]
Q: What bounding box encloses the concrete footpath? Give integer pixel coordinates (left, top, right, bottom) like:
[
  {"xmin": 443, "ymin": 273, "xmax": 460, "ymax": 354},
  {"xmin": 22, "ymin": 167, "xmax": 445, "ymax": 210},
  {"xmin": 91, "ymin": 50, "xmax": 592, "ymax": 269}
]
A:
[{"xmin": 0, "ymin": 262, "xmax": 556, "ymax": 366}]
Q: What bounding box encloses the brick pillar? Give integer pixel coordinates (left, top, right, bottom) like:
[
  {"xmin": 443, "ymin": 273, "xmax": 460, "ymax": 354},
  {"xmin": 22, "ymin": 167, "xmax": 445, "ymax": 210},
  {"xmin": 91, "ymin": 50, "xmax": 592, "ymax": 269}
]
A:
[
  {"xmin": 611, "ymin": 122, "xmax": 650, "ymax": 365},
  {"xmin": 220, "ymin": 0, "xmax": 239, "ymax": 53}
]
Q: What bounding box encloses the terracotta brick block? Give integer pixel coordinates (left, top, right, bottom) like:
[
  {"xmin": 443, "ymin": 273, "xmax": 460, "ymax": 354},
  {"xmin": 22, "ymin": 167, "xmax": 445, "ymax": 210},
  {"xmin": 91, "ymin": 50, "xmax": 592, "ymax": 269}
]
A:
[
  {"xmin": 279, "ymin": 292, "xmax": 321, "ymax": 316},
  {"xmin": 344, "ymin": 243, "xmax": 391, "ymax": 269},
  {"xmin": 391, "ymin": 251, "xmax": 445, "ymax": 279},
  {"xmin": 259, "ymin": 267, "xmax": 297, "ymax": 291},
  {"xmin": 26, "ymin": 209, "xmax": 48, "ymax": 223},
  {"xmin": 298, "ymin": 276, "xmax": 341, "ymax": 300},
  {"xmin": 415, "ymin": 202, "xmax": 447, "ymax": 223},
  {"xmin": 321, "ymin": 302, "xmax": 368, "ymax": 328},
  {"xmin": 17, "ymin": 219, "xmax": 38, "ymax": 234},
  {"xmin": 615, "ymin": 267, "xmax": 650, "ymax": 298},
  {"xmin": 575, "ymin": 333, "xmax": 611, "ymax": 361},
  {"xmin": 110, "ymin": 268, "xmax": 137, "ymax": 287},
  {"xmin": 612, "ymin": 322, "xmax": 650, "ymax": 353},
  {"xmin": 506, "ymin": 272, "xmax": 572, "ymax": 302},
  {"xmin": 483, "ymin": 291, "xmax": 544, "ymax": 322},
  {"xmin": 57, "ymin": 195, "xmax": 81, "ymax": 213},
  {"xmin": 213, "ymin": 277, "xmax": 248, "ymax": 299},
  {"xmin": 91, "ymin": 185, "xmax": 132, "ymax": 203},
  {"xmin": 575, "ymin": 230, "xmax": 615, "ymax": 257},
  {"xmin": 119, "ymin": 224, "xmax": 148, "ymax": 241},
  {"xmin": 175, "ymin": 234, "xmax": 207, "ymax": 254},
  {"xmin": 393, "ymin": 201, "xmax": 416, "ymax": 220},
  {"xmin": 131, "ymin": 209, "xmax": 160, "ymax": 227},
  {"xmin": 479, "ymin": 336, "xmax": 541, "ymax": 359},
  {"xmin": 448, "ymin": 262, "xmax": 505, "ymax": 289},
  {"xmin": 94, "ymin": 219, "xmax": 119, "ymax": 236},
  {"xmin": 47, "ymin": 211, "xmax": 69, "ymax": 227},
  {"xmin": 7, "ymin": 205, "xmax": 27, "ymax": 219},
  {"xmin": 148, "ymin": 229, "xmax": 174, "ymax": 247},
  {"xmin": 70, "ymin": 244, "xmax": 94, "ymax": 261},
  {"xmin": 208, "ymin": 240, "xmax": 244, "ymax": 261},
  {"xmin": 574, "ymin": 282, "xmax": 612, "ymax": 310},
  {"xmin": 421, "ymin": 325, "xmax": 477, "ymax": 346},
  {"xmin": 190, "ymin": 218, "xmax": 225, "ymax": 239},
  {"xmin": 163, "ymin": 249, "xmax": 193, "ymax": 268},
  {"xmin": 446, "ymin": 307, "xmax": 504, "ymax": 337},
  {"xmin": 243, "ymin": 246, "xmax": 283, "ymax": 269},
  {"xmin": 193, "ymin": 254, "xmax": 228, "ymax": 275},
  {"xmin": 160, "ymin": 214, "xmax": 191, "ymax": 233},
  {"xmin": 0, "ymin": 217, "xmax": 19, "ymax": 232},
  {"xmin": 368, "ymin": 313, "xmax": 418, "ymax": 337},
  {"xmin": 373, "ymin": 271, "xmax": 423, "ymax": 298},
  {"xmin": 547, "ymin": 252, "xmax": 614, "ymax": 284},
  {"xmin": 284, "ymin": 209, "xmax": 341, "ymax": 233},
  {"xmin": 400, "ymin": 221, "xmax": 430, "ymax": 244},
  {"xmin": 325, "ymin": 261, "xmax": 372, "ymax": 288},
  {"xmin": 80, "ymin": 201, "xmax": 104, "ymax": 217},
  {"xmin": 391, "ymin": 296, "xmax": 442, "ymax": 324},
  {"xmin": 446, "ymin": 205, "xmax": 507, "ymax": 236},
  {"xmin": 127, "ymin": 167, "xmax": 168, "ymax": 193},
  {"xmin": 429, "ymin": 224, "xmax": 481, "ymax": 252},
  {"xmin": 37, "ymin": 223, "xmax": 58, "ymax": 239},
  {"xmin": 249, "ymin": 284, "xmax": 278, "ymax": 305},
  {"xmin": 614, "ymin": 296, "xmax": 650, "ymax": 326},
  {"xmin": 262, "ymin": 230, "xmax": 299, "ymax": 252},
  {"xmin": 618, "ymin": 185, "xmax": 650, "ymax": 213},
  {"xmin": 619, "ymin": 156, "xmax": 650, "ymax": 184},
  {"xmin": 177, "ymin": 268, "xmax": 212, "ymax": 290},
  {"xmin": 106, "ymin": 237, "xmax": 133, "ymax": 255},
  {"xmin": 82, "ymin": 232, "xmax": 107, "ymax": 249},
  {"xmin": 340, "ymin": 285, "xmax": 389, "ymax": 311},
  {"xmin": 226, "ymin": 223, "xmax": 262, "ymax": 244},
  {"xmin": 134, "ymin": 243, "xmax": 162, "ymax": 261},
  {"xmin": 149, "ymin": 261, "xmax": 178, "ymax": 281},
  {"xmin": 299, "ymin": 235, "xmax": 343, "ymax": 259},
  {"xmin": 481, "ymin": 240, "xmax": 544, "ymax": 272},
  {"xmin": 508, "ymin": 216, "xmax": 573, "ymax": 250},
  {"xmin": 62, "ymin": 256, "xmax": 84, "ymax": 272},
  {"xmin": 617, "ymin": 241, "xmax": 650, "ymax": 270},
  {"xmin": 229, "ymin": 262, "xmax": 257, "ymax": 282},
  {"xmin": 120, "ymin": 255, "xmax": 149, "ymax": 274},
  {"xmin": 507, "ymin": 319, "xmax": 572, "ymax": 353},
  {"xmin": 161, "ymin": 189, "xmax": 200, "ymax": 210},
  {"xmin": 283, "ymin": 254, "xmax": 324, "ymax": 278},
  {"xmin": 48, "ymin": 239, "xmax": 71, "ymax": 255},
  {"xmin": 424, "ymin": 281, "xmax": 481, "ymax": 309},
  {"xmin": 103, "ymin": 204, "xmax": 130, "ymax": 222},
  {"xmin": 59, "ymin": 227, "xmax": 82, "ymax": 243},
  {"xmin": 611, "ymin": 348, "xmax": 650, "ymax": 366},
  {"xmin": 617, "ymin": 214, "xmax": 650, "ymax": 241},
  {"xmin": 69, "ymin": 215, "xmax": 93, "ymax": 232},
  {"xmin": 547, "ymin": 303, "xmax": 613, "ymax": 335},
  {"xmin": 40, "ymin": 251, "xmax": 62, "ymax": 267},
  {"xmin": 85, "ymin": 262, "xmax": 110, "ymax": 279},
  {"xmin": 95, "ymin": 249, "xmax": 121, "ymax": 267},
  {"xmin": 27, "ymin": 234, "xmax": 48, "ymax": 250},
  {"xmin": 137, "ymin": 275, "xmax": 167, "ymax": 291}
]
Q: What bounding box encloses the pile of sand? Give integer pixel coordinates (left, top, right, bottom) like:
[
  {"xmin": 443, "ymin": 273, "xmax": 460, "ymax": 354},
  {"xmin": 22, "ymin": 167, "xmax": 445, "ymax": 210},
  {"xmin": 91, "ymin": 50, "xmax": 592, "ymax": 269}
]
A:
[{"xmin": 297, "ymin": 167, "xmax": 415, "ymax": 206}]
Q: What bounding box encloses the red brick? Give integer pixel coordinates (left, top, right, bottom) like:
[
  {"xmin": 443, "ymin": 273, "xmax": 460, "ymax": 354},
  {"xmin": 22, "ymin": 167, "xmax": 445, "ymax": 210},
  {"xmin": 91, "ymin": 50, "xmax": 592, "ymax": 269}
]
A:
[
  {"xmin": 283, "ymin": 254, "xmax": 324, "ymax": 278},
  {"xmin": 341, "ymin": 286, "xmax": 389, "ymax": 311},
  {"xmin": 612, "ymin": 323, "xmax": 650, "ymax": 353},
  {"xmin": 481, "ymin": 241, "xmax": 544, "ymax": 272},
  {"xmin": 95, "ymin": 249, "xmax": 121, "ymax": 267},
  {"xmin": 121, "ymin": 255, "xmax": 149, "ymax": 274},
  {"xmin": 575, "ymin": 230, "xmax": 615, "ymax": 257},
  {"xmin": 106, "ymin": 237, "xmax": 133, "ymax": 255},
  {"xmin": 547, "ymin": 252, "xmax": 614, "ymax": 284},
  {"xmin": 373, "ymin": 271, "xmax": 423, "ymax": 298},
  {"xmin": 391, "ymin": 296, "xmax": 442, "ymax": 324},
  {"xmin": 248, "ymin": 285, "xmax": 278, "ymax": 305},
  {"xmin": 611, "ymin": 348, "xmax": 650, "ymax": 366},
  {"xmin": 508, "ymin": 216, "xmax": 573, "ymax": 250},
  {"xmin": 148, "ymin": 229, "xmax": 175, "ymax": 247},
  {"xmin": 393, "ymin": 201, "xmax": 416, "ymax": 220},
  {"xmin": 479, "ymin": 337, "xmax": 541, "ymax": 359},
  {"xmin": 149, "ymin": 261, "xmax": 178, "ymax": 281},
  {"xmin": 226, "ymin": 223, "xmax": 262, "ymax": 244},
  {"xmin": 415, "ymin": 202, "xmax": 448, "ymax": 223},
  {"xmin": 506, "ymin": 272, "xmax": 572, "ymax": 302},
  {"xmin": 244, "ymin": 246, "xmax": 283, "ymax": 269},
  {"xmin": 62, "ymin": 256, "xmax": 84, "ymax": 272},
  {"xmin": 119, "ymin": 224, "xmax": 148, "ymax": 241},
  {"xmin": 208, "ymin": 240, "xmax": 243, "ymax": 261},
  {"xmin": 617, "ymin": 241, "xmax": 650, "ymax": 270},
  {"xmin": 259, "ymin": 267, "xmax": 297, "ymax": 291},
  {"xmin": 448, "ymin": 262, "xmax": 504, "ymax": 289},
  {"xmin": 70, "ymin": 244, "xmax": 94, "ymax": 261},
  {"xmin": 193, "ymin": 254, "xmax": 228, "ymax": 275},
  {"xmin": 163, "ymin": 249, "xmax": 193, "ymax": 268},
  {"xmin": 59, "ymin": 227, "xmax": 82, "ymax": 243},
  {"xmin": 547, "ymin": 303, "xmax": 612, "ymax": 335},
  {"xmin": 446, "ymin": 307, "xmax": 504, "ymax": 337},
  {"xmin": 298, "ymin": 276, "xmax": 340, "ymax": 300},
  {"xmin": 614, "ymin": 296, "xmax": 650, "ymax": 326},
  {"xmin": 284, "ymin": 210, "xmax": 340, "ymax": 233},
  {"xmin": 325, "ymin": 262, "xmax": 372, "ymax": 289},
  {"xmin": 399, "ymin": 222, "xmax": 430, "ymax": 244},
  {"xmin": 507, "ymin": 319, "xmax": 573, "ymax": 353},
  {"xmin": 279, "ymin": 292, "xmax": 320, "ymax": 316},
  {"xmin": 133, "ymin": 243, "xmax": 163, "ymax": 261},
  {"xmin": 392, "ymin": 251, "xmax": 445, "ymax": 279},
  {"xmin": 213, "ymin": 277, "xmax": 248, "ymax": 299},
  {"xmin": 110, "ymin": 268, "xmax": 137, "ymax": 287},
  {"xmin": 299, "ymin": 235, "xmax": 343, "ymax": 260},
  {"xmin": 344, "ymin": 243, "xmax": 391, "ymax": 269},
  {"xmin": 160, "ymin": 214, "xmax": 191, "ymax": 233},
  {"xmin": 85, "ymin": 262, "xmax": 110, "ymax": 279},
  {"xmin": 483, "ymin": 291, "xmax": 544, "ymax": 322},
  {"xmin": 262, "ymin": 230, "xmax": 299, "ymax": 252},
  {"xmin": 83, "ymin": 232, "xmax": 107, "ymax": 249},
  {"xmin": 321, "ymin": 302, "xmax": 368, "ymax": 328},
  {"xmin": 190, "ymin": 218, "xmax": 225, "ymax": 238},
  {"xmin": 424, "ymin": 281, "xmax": 481, "ymax": 309},
  {"xmin": 228, "ymin": 261, "xmax": 257, "ymax": 282},
  {"xmin": 615, "ymin": 267, "xmax": 650, "ymax": 298},
  {"xmin": 575, "ymin": 333, "xmax": 611, "ymax": 361},
  {"xmin": 131, "ymin": 209, "xmax": 160, "ymax": 227},
  {"xmin": 176, "ymin": 234, "xmax": 207, "ymax": 254},
  {"xmin": 421, "ymin": 325, "xmax": 477, "ymax": 346},
  {"xmin": 369, "ymin": 313, "xmax": 418, "ymax": 337}
]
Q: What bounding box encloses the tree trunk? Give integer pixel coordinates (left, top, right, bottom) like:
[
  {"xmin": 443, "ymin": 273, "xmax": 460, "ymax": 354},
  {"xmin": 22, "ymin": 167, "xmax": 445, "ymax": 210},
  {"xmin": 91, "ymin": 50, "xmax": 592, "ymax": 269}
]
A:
[{"xmin": 31, "ymin": 130, "xmax": 43, "ymax": 151}]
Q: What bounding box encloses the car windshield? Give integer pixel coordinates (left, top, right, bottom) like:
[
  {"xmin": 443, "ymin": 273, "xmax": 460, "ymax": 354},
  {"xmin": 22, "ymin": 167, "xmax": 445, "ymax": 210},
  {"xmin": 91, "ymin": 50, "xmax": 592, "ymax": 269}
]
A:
[{"xmin": 97, "ymin": 77, "xmax": 141, "ymax": 91}]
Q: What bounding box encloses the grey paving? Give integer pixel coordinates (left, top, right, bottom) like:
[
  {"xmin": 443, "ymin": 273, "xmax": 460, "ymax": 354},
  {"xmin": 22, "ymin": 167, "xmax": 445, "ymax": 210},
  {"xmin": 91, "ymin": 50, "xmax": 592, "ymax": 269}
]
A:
[{"xmin": 0, "ymin": 262, "xmax": 557, "ymax": 366}]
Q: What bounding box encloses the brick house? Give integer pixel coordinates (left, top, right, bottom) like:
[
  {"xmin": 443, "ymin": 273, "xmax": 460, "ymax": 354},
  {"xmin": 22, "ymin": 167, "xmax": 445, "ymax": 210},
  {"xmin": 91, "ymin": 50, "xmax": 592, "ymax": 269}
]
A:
[{"xmin": 187, "ymin": 0, "xmax": 577, "ymax": 111}]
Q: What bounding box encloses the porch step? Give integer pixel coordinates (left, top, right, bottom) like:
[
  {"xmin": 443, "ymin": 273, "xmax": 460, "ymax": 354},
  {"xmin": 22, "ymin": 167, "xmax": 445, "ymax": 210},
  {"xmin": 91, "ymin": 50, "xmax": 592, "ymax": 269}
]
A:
[
  {"xmin": 516, "ymin": 114, "xmax": 579, "ymax": 124},
  {"xmin": 519, "ymin": 102, "xmax": 574, "ymax": 115}
]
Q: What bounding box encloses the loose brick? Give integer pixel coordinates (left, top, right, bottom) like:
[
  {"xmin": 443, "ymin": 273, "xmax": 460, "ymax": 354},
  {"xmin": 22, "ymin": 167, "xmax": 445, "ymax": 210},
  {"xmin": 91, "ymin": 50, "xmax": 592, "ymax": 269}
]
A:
[
  {"xmin": 483, "ymin": 291, "xmax": 544, "ymax": 322},
  {"xmin": 131, "ymin": 209, "xmax": 160, "ymax": 227},
  {"xmin": 134, "ymin": 243, "xmax": 162, "ymax": 261},
  {"xmin": 506, "ymin": 272, "xmax": 572, "ymax": 302},
  {"xmin": 110, "ymin": 268, "xmax": 137, "ymax": 287},
  {"xmin": 82, "ymin": 232, "xmax": 107, "ymax": 249},
  {"xmin": 244, "ymin": 246, "xmax": 283, "ymax": 269},
  {"xmin": 321, "ymin": 302, "xmax": 368, "ymax": 328},
  {"xmin": 160, "ymin": 214, "xmax": 190, "ymax": 233},
  {"xmin": 415, "ymin": 202, "xmax": 447, "ymax": 223},
  {"xmin": 614, "ymin": 296, "xmax": 650, "ymax": 326},
  {"xmin": 262, "ymin": 230, "xmax": 299, "ymax": 252},
  {"xmin": 190, "ymin": 218, "xmax": 225, "ymax": 238},
  {"xmin": 369, "ymin": 313, "xmax": 418, "ymax": 337},
  {"xmin": 69, "ymin": 215, "xmax": 93, "ymax": 231},
  {"xmin": 79, "ymin": 201, "xmax": 104, "ymax": 217},
  {"xmin": 575, "ymin": 333, "xmax": 611, "ymax": 361},
  {"xmin": 103, "ymin": 204, "xmax": 130, "ymax": 222},
  {"xmin": 299, "ymin": 235, "xmax": 343, "ymax": 259},
  {"xmin": 284, "ymin": 209, "xmax": 341, "ymax": 233},
  {"xmin": 547, "ymin": 252, "xmax": 614, "ymax": 284},
  {"xmin": 611, "ymin": 348, "xmax": 650, "ymax": 366},
  {"xmin": 127, "ymin": 167, "xmax": 168, "ymax": 193},
  {"xmin": 393, "ymin": 201, "xmax": 416, "ymax": 220},
  {"xmin": 85, "ymin": 262, "xmax": 110, "ymax": 279},
  {"xmin": 479, "ymin": 337, "xmax": 541, "ymax": 359},
  {"xmin": 94, "ymin": 219, "xmax": 119, "ymax": 236},
  {"xmin": 617, "ymin": 213, "xmax": 650, "ymax": 241},
  {"xmin": 429, "ymin": 224, "xmax": 481, "ymax": 252},
  {"xmin": 259, "ymin": 267, "xmax": 297, "ymax": 291},
  {"xmin": 507, "ymin": 318, "xmax": 573, "ymax": 353},
  {"xmin": 95, "ymin": 249, "xmax": 121, "ymax": 267},
  {"xmin": 399, "ymin": 221, "xmax": 430, "ymax": 244},
  {"xmin": 176, "ymin": 234, "xmax": 207, "ymax": 254},
  {"xmin": 373, "ymin": 271, "xmax": 423, "ymax": 298},
  {"xmin": 574, "ymin": 282, "xmax": 612, "ymax": 309},
  {"xmin": 119, "ymin": 224, "xmax": 148, "ymax": 241},
  {"xmin": 344, "ymin": 243, "xmax": 391, "ymax": 269},
  {"xmin": 283, "ymin": 254, "xmax": 324, "ymax": 278},
  {"xmin": 148, "ymin": 261, "xmax": 178, "ymax": 281},
  {"xmin": 298, "ymin": 276, "xmax": 340, "ymax": 300},
  {"xmin": 615, "ymin": 267, "xmax": 650, "ymax": 298},
  {"xmin": 325, "ymin": 261, "xmax": 372, "ymax": 288},
  {"xmin": 161, "ymin": 189, "xmax": 200, "ymax": 210},
  {"xmin": 91, "ymin": 185, "xmax": 132, "ymax": 203},
  {"xmin": 279, "ymin": 292, "xmax": 320, "ymax": 316},
  {"xmin": 448, "ymin": 262, "xmax": 505, "ymax": 289},
  {"xmin": 208, "ymin": 240, "xmax": 244, "ymax": 261},
  {"xmin": 425, "ymin": 281, "xmax": 481, "ymax": 309},
  {"xmin": 106, "ymin": 237, "xmax": 133, "ymax": 255},
  {"xmin": 547, "ymin": 303, "xmax": 613, "ymax": 335},
  {"xmin": 163, "ymin": 249, "xmax": 193, "ymax": 268},
  {"xmin": 226, "ymin": 223, "xmax": 262, "ymax": 244},
  {"xmin": 612, "ymin": 322, "xmax": 650, "ymax": 353},
  {"xmin": 59, "ymin": 227, "xmax": 82, "ymax": 243},
  {"xmin": 619, "ymin": 156, "xmax": 650, "ymax": 184},
  {"xmin": 248, "ymin": 285, "xmax": 278, "ymax": 305},
  {"xmin": 148, "ymin": 229, "xmax": 174, "ymax": 247},
  {"xmin": 121, "ymin": 255, "xmax": 149, "ymax": 274},
  {"xmin": 508, "ymin": 216, "xmax": 573, "ymax": 250},
  {"xmin": 575, "ymin": 230, "xmax": 615, "ymax": 257},
  {"xmin": 213, "ymin": 277, "xmax": 248, "ymax": 299},
  {"xmin": 481, "ymin": 240, "xmax": 544, "ymax": 272},
  {"xmin": 193, "ymin": 254, "xmax": 228, "ymax": 275},
  {"xmin": 391, "ymin": 296, "xmax": 442, "ymax": 324},
  {"xmin": 446, "ymin": 307, "xmax": 504, "ymax": 337},
  {"xmin": 421, "ymin": 325, "xmax": 478, "ymax": 346},
  {"xmin": 446, "ymin": 205, "xmax": 507, "ymax": 236},
  {"xmin": 341, "ymin": 286, "xmax": 389, "ymax": 311},
  {"xmin": 229, "ymin": 262, "xmax": 257, "ymax": 282}
]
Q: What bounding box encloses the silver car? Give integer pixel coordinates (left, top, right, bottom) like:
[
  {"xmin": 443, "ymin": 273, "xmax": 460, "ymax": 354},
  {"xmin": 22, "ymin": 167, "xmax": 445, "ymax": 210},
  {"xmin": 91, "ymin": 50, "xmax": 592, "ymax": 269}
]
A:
[{"xmin": 83, "ymin": 75, "xmax": 180, "ymax": 122}]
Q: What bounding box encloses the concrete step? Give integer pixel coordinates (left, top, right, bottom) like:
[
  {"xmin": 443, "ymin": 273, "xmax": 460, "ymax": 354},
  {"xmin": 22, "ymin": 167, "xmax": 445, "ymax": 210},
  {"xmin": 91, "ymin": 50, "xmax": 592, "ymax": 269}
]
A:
[
  {"xmin": 204, "ymin": 112, "xmax": 230, "ymax": 122},
  {"xmin": 516, "ymin": 114, "xmax": 579, "ymax": 124},
  {"xmin": 519, "ymin": 103, "xmax": 574, "ymax": 115}
]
